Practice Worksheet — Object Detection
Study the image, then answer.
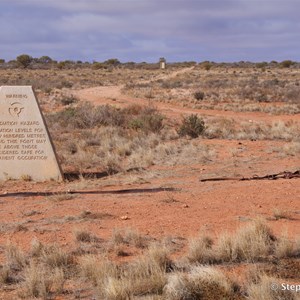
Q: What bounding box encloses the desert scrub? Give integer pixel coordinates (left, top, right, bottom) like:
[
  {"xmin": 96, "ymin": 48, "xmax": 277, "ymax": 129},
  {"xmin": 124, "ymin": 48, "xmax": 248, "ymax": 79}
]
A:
[
  {"xmin": 5, "ymin": 243, "xmax": 27, "ymax": 270},
  {"xmin": 53, "ymin": 126, "xmax": 163, "ymax": 172},
  {"xmin": 193, "ymin": 90, "xmax": 205, "ymax": 100},
  {"xmin": 185, "ymin": 220, "xmax": 275, "ymax": 264},
  {"xmin": 46, "ymin": 102, "xmax": 164, "ymax": 133},
  {"xmin": 205, "ymin": 118, "xmax": 300, "ymax": 141},
  {"xmin": 74, "ymin": 228, "xmax": 96, "ymax": 243},
  {"xmin": 247, "ymin": 274, "xmax": 296, "ymax": 300},
  {"xmin": 185, "ymin": 219, "xmax": 300, "ymax": 264},
  {"xmin": 47, "ymin": 103, "xmax": 126, "ymax": 129},
  {"xmin": 97, "ymin": 243, "xmax": 170, "ymax": 298},
  {"xmin": 1, "ymin": 224, "xmax": 299, "ymax": 299},
  {"xmin": 178, "ymin": 114, "xmax": 206, "ymax": 138},
  {"xmin": 110, "ymin": 228, "xmax": 149, "ymax": 248},
  {"xmin": 20, "ymin": 263, "xmax": 65, "ymax": 299},
  {"xmin": 164, "ymin": 265, "xmax": 238, "ymax": 300}
]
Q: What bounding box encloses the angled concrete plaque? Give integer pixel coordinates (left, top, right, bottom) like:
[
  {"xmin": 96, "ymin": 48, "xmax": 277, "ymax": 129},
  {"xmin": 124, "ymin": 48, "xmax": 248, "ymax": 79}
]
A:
[{"xmin": 0, "ymin": 86, "xmax": 63, "ymax": 181}]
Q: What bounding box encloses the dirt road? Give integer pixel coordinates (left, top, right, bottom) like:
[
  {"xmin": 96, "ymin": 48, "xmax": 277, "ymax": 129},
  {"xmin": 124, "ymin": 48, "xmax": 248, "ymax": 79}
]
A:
[{"xmin": 76, "ymin": 68, "xmax": 300, "ymax": 124}]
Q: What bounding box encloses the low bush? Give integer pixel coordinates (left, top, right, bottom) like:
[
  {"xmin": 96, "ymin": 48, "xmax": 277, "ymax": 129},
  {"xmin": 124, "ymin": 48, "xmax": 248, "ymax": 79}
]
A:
[
  {"xmin": 60, "ymin": 95, "xmax": 79, "ymax": 106},
  {"xmin": 47, "ymin": 103, "xmax": 164, "ymax": 133},
  {"xmin": 1, "ymin": 224, "xmax": 299, "ymax": 299},
  {"xmin": 247, "ymin": 274, "xmax": 295, "ymax": 300},
  {"xmin": 193, "ymin": 91, "xmax": 205, "ymax": 100},
  {"xmin": 178, "ymin": 114, "xmax": 206, "ymax": 138},
  {"xmin": 164, "ymin": 266, "xmax": 237, "ymax": 300}
]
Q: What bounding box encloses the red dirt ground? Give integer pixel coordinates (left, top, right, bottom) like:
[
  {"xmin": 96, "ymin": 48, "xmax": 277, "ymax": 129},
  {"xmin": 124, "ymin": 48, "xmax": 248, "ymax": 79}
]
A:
[
  {"xmin": 0, "ymin": 75, "xmax": 299, "ymax": 300},
  {"xmin": 0, "ymin": 69, "xmax": 299, "ymax": 262}
]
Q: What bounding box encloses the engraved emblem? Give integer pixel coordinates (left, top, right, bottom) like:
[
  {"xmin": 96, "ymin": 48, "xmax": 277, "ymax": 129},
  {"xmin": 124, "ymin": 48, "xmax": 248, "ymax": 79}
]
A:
[{"xmin": 9, "ymin": 102, "xmax": 24, "ymax": 117}]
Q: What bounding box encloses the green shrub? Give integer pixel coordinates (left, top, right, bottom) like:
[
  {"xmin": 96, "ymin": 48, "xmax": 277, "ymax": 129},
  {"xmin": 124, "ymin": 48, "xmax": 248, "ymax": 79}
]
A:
[
  {"xmin": 92, "ymin": 62, "xmax": 107, "ymax": 70},
  {"xmin": 57, "ymin": 61, "xmax": 66, "ymax": 69},
  {"xmin": 16, "ymin": 54, "xmax": 33, "ymax": 68},
  {"xmin": 104, "ymin": 58, "xmax": 121, "ymax": 66},
  {"xmin": 255, "ymin": 62, "xmax": 268, "ymax": 69},
  {"xmin": 193, "ymin": 91, "xmax": 205, "ymax": 101},
  {"xmin": 200, "ymin": 61, "xmax": 212, "ymax": 71},
  {"xmin": 178, "ymin": 114, "xmax": 205, "ymax": 138},
  {"xmin": 139, "ymin": 107, "xmax": 164, "ymax": 133},
  {"xmin": 60, "ymin": 95, "xmax": 78, "ymax": 106},
  {"xmin": 129, "ymin": 119, "xmax": 144, "ymax": 130},
  {"xmin": 38, "ymin": 56, "xmax": 53, "ymax": 64},
  {"xmin": 280, "ymin": 60, "xmax": 294, "ymax": 68}
]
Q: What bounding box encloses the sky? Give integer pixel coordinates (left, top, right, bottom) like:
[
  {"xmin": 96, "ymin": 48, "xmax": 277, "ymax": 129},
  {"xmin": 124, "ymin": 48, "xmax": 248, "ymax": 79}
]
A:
[{"xmin": 1, "ymin": 0, "xmax": 300, "ymax": 63}]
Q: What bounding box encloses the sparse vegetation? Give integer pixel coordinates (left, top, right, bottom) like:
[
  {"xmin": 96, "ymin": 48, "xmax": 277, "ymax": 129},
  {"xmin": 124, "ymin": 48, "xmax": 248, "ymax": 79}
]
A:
[
  {"xmin": 178, "ymin": 114, "xmax": 206, "ymax": 138},
  {"xmin": 164, "ymin": 265, "xmax": 238, "ymax": 300},
  {"xmin": 0, "ymin": 62, "xmax": 299, "ymax": 300},
  {"xmin": 185, "ymin": 219, "xmax": 288, "ymax": 264},
  {"xmin": 273, "ymin": 208, "xmax": 293, "ymax": 220},
  {"xmin": 0, "ymin": 222, "xmax": 299, "ymax": 299},
  {"xmin": 193, "ymin": 90, "xmax": 205, "ymax": 100},
  {"xmin": 74, "ymin": 228, "xmax": 96, "ymax": 243},
  {"xmin": 16, "ymin": 54, "xmax": 33, "ymax": 68}
]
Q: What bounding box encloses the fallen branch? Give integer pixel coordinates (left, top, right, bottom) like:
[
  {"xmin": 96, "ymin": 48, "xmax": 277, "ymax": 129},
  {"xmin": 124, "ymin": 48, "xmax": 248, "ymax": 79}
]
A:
[
  {"xmin": 200, "ymin": 170, "xmax": 300, "ymax": 182},
  {"xmin": 0, "ymin": 187, "xmax": 179, "ymax": 198}
]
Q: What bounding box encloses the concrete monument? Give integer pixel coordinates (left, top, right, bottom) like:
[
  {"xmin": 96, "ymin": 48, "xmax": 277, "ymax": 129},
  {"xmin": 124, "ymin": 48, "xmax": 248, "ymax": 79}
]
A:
[
  {"xmin": 159, "ymin": 57, "xmax": 166, "ymax": 69},
  {"xmin": 0, "ymin": 86, "xmax": 63, "ymax": 181}
]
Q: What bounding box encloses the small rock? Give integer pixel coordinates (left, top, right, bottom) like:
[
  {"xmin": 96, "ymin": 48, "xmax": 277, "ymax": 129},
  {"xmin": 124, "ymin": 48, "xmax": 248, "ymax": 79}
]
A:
[
  {"xmin": 183, "ymin": 204, "xmax": 189, "ymax": 208},
  {"xmin": 120, "ymin": 215, "xmax": 129, "ymax": 220}
]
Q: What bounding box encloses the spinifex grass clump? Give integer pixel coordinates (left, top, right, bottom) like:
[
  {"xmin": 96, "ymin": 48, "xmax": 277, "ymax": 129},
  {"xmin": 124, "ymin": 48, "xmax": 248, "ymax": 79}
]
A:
[
  {"xmin": 0, "ymin": 223, "xmax": 299, "ymax": 299},
  {"xmin": 186, "ymin": 219, "xmax": 299, "ymax": 264}
]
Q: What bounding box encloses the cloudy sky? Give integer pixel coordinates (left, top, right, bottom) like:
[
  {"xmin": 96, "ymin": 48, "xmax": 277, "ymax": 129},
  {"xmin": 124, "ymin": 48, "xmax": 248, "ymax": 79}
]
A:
[{"xmin": 1, "ymin": 0, "xmax": 300, "ymax": 62}]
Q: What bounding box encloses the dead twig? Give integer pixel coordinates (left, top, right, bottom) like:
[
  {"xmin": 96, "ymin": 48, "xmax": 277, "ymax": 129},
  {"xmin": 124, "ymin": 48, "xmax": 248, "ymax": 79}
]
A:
[{"xmin": 200, "ymin": 170, "xmax": 300, "ymax": 182}]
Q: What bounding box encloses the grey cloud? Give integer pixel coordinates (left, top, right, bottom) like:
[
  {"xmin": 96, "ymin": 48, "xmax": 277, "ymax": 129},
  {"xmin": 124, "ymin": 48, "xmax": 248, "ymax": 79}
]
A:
[{"xmin": 1, "ymin": 0, "xmax": 300, "ymax": 62}]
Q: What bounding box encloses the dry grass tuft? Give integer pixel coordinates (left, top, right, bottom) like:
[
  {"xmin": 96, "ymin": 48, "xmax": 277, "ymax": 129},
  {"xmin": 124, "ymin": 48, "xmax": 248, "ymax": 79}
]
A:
[
  {"xmin": 0, "ymin": 265, "xmax": 11, "ymax": 284},
  {"xmin": 247, "ymin": 273, "xmax": 296, "ymax": 300},
  {"xmin": 74, "ymin": 228, "xmax": 98, "ymax": 243},
  {"xmin": 79, "ymin": 255, "xmax": 118, "ymax": 287},
  {"xmin": 283, "ymin": 141, "xmax": 300, "ymax": 156},
  {"xmin": 46, "ymin": 193, "xmax": 76, "ymax": 202},
  {"xmin": 20, "ymin": 262, "xmax": 65, "ymax": 299},
  {"xmin": 273, "ymin": 208, "xmax": 293, "ymax": 220},
  {"xmin": 40, "ymin": 244, "xmax": 72, "ymax": 268},
  {"xmin": 186, "ymin": 235, "xmax": 215, "ymax": 264},
  {"xmin": 110, "ymin": 228, "xmax": 149, "ymax": 248},
  {"xmin": 186, "ymin": 219, "xmax": 278, "ymax": 264},
  {"xmin": 164, "ymin": 265, "xmax": 238, "ymax": 300},
  {"xmin": 223, "ymin": 219, "xmax": 275, "ymax": 262},
  {"xmin": 102, "ymin": 277, "xmax": 131, "ymax": 299},
  {"xmin": 100, "ymin": 243, "xmax": 169, "ymax": 298},
  {"xmin": 5, "ymin": 243, "xmax": 27, "ymax": 270},
  {"xmin": 274, "ymin": 233, "xmax": 297, "ymax": 259},
  {"xmin": 30, "ymin": 238, "xmax": 45, "ymax": 258}
]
